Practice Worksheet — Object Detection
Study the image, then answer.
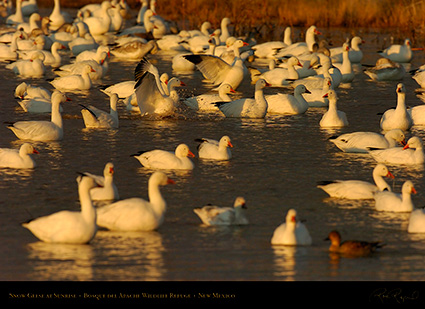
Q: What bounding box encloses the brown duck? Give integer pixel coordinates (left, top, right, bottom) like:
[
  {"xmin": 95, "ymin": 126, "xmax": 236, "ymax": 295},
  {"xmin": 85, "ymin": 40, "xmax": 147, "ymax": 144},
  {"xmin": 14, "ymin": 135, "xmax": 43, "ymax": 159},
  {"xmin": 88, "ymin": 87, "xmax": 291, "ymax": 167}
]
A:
[{"xmin": 325, "ymin": 230, "xmax": 385, "ymax": 257}]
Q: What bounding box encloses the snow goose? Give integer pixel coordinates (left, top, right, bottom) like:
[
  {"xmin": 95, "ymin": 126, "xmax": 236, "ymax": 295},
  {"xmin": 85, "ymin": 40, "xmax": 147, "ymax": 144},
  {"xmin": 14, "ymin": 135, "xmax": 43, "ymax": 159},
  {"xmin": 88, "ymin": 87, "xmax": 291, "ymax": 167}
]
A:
[
  {"xmin": 172, "ymin": 52, "xmax": 197, "ymax": 72},
  {"xmin": 0, "ymin": 143, "xmax": 38, "ymax": 169},
  {"xmin": 266, "ymin": 84, "xmax": 310, "ymax": 115},
  {"xmin": 19, "ymin": 41, "xmax": 66, "ymax": 68},
  {"xmin": 83, "ymin": 1, "xmax": 113, "ymax": 36},
  {"xmin": 317, "ymin": 164, "xmax": 394, "ymax": 200},
  {"xmin": 14, "ymin": 82, "xmax": 51, "ymax": 100},
  {"xmin": 81, "ymin": 162, "xmax": 119, "ymax": 201},
  {"xmin": 96, "ymin": 171, "xmax": 174, "ymax": 231},
  {"xmin": 131, "ymin": 144, "xmax": 195, "ymax": 170},
  {"xmin": 6, "ymin": 51, "xmax": 45, "ymax": 77},
  {"xmin": 275, "ymin": 25, "xmax": 321, "ymax": 58},
  {"xmin": 379, "ymin": 38, "xmax": 413, "ymax": 63},
  {"xmin": 134, "ymin": 57, "xmax": 185, "ymax": 116},
  {"xmin": 75, "ymin": 45, "xmax": 110, "ymax": 62},
  {"xmin": 379, "ymin": 83, "xmax": 412, "ymax": 131},
  {"xmin": 182, "ymin": 39, "xmax": 249, "ymax": 90},
  {"xmin": 17, "ymin": 96, "xmax": 64, "ymax": 114},
  {"xmin": 407, "ymin": 207, "xmax": 425, "ymax": 233},
  {"xmin": 7, "ymin": 91, "xmax": 70, "ymax": 141},
  {"xmin": 110, "ymin": 40, "xmax": 157, "ymax": 59},
  {"xmin": 329, "ymin": 129, "xmax": 406, "ymax": 153},
  {"xmin": 215, "ymin": 79, "xmax": 270, "ymax": 118},
  {"xmin": 80, "ymin": 93, "xmax": 119, "ymax": 129},
  {"xmin": 68, "ymin": 33, "xmax": 98, "ymax": 56},
  {"xmin": 325, "ymin": 230, "xmax": 384, "ymax": 256},
  {"xmin": 99, "ymin": 80, "xmax": 136, "ymax": 98},
  {"xmin": 302, "ymin": 77, "xmax": 332, "ymax": 107},
  {"xmin": 330, "ymin": 36, "xmax": 364, "ymax": 63},
  {"xmin": 55, "ymin": 52, "xmax": 108, "ymax": 80},
  {"xmin": 50, "ymin": 64, "xmax": 95, "ymax": 91},
  {"xmin": 271, "ymin": 209, "xmax": 312, "ymax": 246},
  {"xmin": 408, "ymin": 104, "xmax": 425, "ymax": 126},
  {"xmin": 368, "ymin": 136, "xmax": 424, "ymax": 165},
  {"xmin": 374, "ymin": 180, "xmax": 416, "ymax": 212},
  {"xmin": 6, "ymin": 0, "xmax": 24, "ymax": 25},
  {"xmin": 16, "ymin": 34, "xmax": 46, "ymax": 51},
  {"xmin": 333, "ymin": 43, "xmax": 354, "ymax": 83},
  {"xmin": 49, "ymin": 0, "xmax": 71, "ymax": 31},
  {"xmin": 0, "ymin": 31, "xmax": 23, "ymax": 61},
  {"xmin": 193, "ymin": 197, "xmax": 248, "ymax": 226},
  {"xmin": 136, "ymin": 0, "xmax": 148, "ymax": 24},
  {"xmin": 251, "ymin": 56, "xmax": 302, "ymax": 86},
  {"xmin": 16, "ymin": 12, "xmax": 41, "ymax": 34},
  {"xmin": 319, "ymin": 90, "xmax": 349, "ymax": 128},
  {"xmin": 218, "ymin": 17, "xmax": 232, "ymax": 43},
  {"xmin": 364, "ymin": 58, "xmax": 405, "ymax": 81},
  {"xmin": 195, "ymin": 135, "xmax": 233, "ymax": 160},
  {"xmin": 252, "ymin": 27, "xmax": 292, "ymax": 59},
  {"xmin": 184, "ymin": 83, "xmax": 235, "ymax": 112},
  {"xmin": 22, "ymin": 175, "xmax": 99, "ymax": 244}
]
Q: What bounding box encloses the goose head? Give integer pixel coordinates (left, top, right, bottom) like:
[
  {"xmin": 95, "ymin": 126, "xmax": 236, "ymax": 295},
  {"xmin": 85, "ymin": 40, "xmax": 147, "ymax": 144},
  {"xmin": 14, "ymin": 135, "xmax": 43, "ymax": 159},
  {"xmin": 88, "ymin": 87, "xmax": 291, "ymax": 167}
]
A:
[
  {"xmin": 294, "ymin": 84, "xmax": 311, "ymax": 95},
  {"xmin": 285, "ymin": 209, "xmax": 298, "ymax": 227},
  {"xmin": 325, "ymin": 230, "xmax": 342, "ymax": 246},
  {"xmin": 233, "ymin": 196, "xmax": 246, "ymax": 209},
  {"xmin": 396, "ymin": 83, "xmax": 405, "ymax": 94},
  {"xmin": 255, "ymin": 78, "xmax": 270, "ymax": 89},
  {"xmin": 149, "ymin": 171, "xmax": 175, "ymax": 186},
  {"xmin": 218, "ymin": 83, "xmax": 236, "ymax": 95},
  {"xmin": 373, "ymin": 163, "xmax": 394, "ymax": 179},
  {"xmin": 288, "ymin": 56, "xmax": 302, "ymax": 67},
  {"xmin": 168, "ymin": 77, "xmax": 186, "ymax": 88},
  {"xmin": 20, "ymin": 143, "xmax": 39, "ymax": 156},
  {"xmin": 51, "ymin": 90, "xmax": 71, "ymax": 104},
  {"xmin": 401, "ymin": 180, "xmax": 417, "ymax": 195},
  {"xmin": 403, "ymin": 136, "xmax": 423, "ymax": 150},
  {"xmin": 322, "ymin": 89, "xmax": 338, "ymax": 101},
  {"xmin": 103, "ymin": 162, "xmax": 115, "ymax": 177},
  {"xmin": 219, "ymin": 135, "xmax": 233, "ymax": 148},
  {"xmin": 175, "ymin": 144, "xmax": 195, "ymax": 158},
  {"xmin": 384, "ymin": 129, "xmax": 406, "ymax": 145}
]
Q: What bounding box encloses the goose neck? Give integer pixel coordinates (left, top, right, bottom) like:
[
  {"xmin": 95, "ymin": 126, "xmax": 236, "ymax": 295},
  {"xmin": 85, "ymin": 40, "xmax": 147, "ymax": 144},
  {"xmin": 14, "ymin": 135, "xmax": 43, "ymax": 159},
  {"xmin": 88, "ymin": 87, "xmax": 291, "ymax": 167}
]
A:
[
  {"xmin": 50, "ymin": 99, "xmax": 63, "ymax": 128},
  {"xmin": 148, "ymin": 181, "xmax": 167, "ymax": 216},
  {"xmin": 79, "ymin": 184, "xmax": 96, "ymax": 223}
]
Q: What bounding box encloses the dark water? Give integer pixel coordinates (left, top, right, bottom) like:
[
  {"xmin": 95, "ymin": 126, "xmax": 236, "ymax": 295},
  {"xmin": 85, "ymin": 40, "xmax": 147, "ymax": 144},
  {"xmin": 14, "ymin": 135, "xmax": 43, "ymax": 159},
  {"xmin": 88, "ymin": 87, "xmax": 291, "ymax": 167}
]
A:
[{"xmin": 1, "ymin": 13, "xmax": 425, "ymax": 283}]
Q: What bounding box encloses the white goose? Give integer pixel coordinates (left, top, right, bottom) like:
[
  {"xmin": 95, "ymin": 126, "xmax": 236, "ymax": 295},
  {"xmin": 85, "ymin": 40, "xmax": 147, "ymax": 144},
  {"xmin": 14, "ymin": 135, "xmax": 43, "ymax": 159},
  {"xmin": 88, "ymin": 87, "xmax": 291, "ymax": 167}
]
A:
[
  {"xmin": 364, "ymin": 58, "xmax": 405, "ymax": 81},
  {"xmin": 193, "ymin": 197, "xmax": 248, "ymax": 226},
  {"xmin": 6, "ymin": 51, "xmax": 45, "ymax": 78},
  {"xmin": 266, "ymin": 84, "xmax": 310, "ymax": 115},
  {"xmin": 83, "ymin": 1, "xmax": 113, "ymax": 36},
  {"xmin": 407, "ymin": 208, "xmax": 425, "ymax": 233},
  {"xmin": 182, "ymin": 39, "xmax": 249, "ymax": 90},
  {"xmin": 6, "ymin": 0, "xmax": 24, "ymax": 25},
  {"xmin": 275, "ymin": 25, "xmax": 321, "ymax": 58},
  {"xmin": 16, "ymin": 12, "xmax": 41, "ymax": 34},
  {"xmin": 329, "ymin": 129, "xmax": 406, "ymax": 153},
  {"xmin": 19, "ymin": 41, "xmax": 66, "ymax": 68},
  {"xmin": 252, "ymin": 56, "xmax": 302, "ymax": 86},
  {"xmin": 379, "ymin": 38, "xmax": 413, "ymax": 63},
  {"xmin": 17, "ymin": 96, "xmax": 64, "ymax": 114},
  {"xmin": 219, "ymin": 17, "xmax": 232, "ymax": 43},
  {"xmin": 302, "ymin": 77, "xmax": 332, "ymax": 107},
  {"xmin": 184, "ymin": 83, "xmax": 235, "ymax": 112},
  {"xmin": 110, "ymin": 40, "xmax": 158, "ymax": 60},
  {"xmin": 215, "ymin": 79, "xmax": 270, "ymax": 118},
  {"xmin": 319, "ymin": 90, "xmax": 349, "ymax": 128},
  {"xmin": 7, "ymin": 91, "xmax": 70, "ymax": 141},
  {"xmin": 368, "ymin": 136, "xmax": 425, "ymax": 165},
  {"xmin": 134, "ymin": 58, "xmax": 185, "ymax": 116},
  {"xmin": 96, "ymin": 171, "xmax": 174, "ymax": 231},
  {"xmin": 379, "ymin": 83, "xmax": 413, "ymax": 131},
  {"xmin": 80, "ymin": 93, "xmax": 119, "ymax": 129},
  {"xmin": 22, "ymin": 175, "xmax": 99, "ymax": 244},
  {"xmin": 75, "ymin": 45, "xmax": 110, "ymax": 62},
  {"xmin": 271, "ymin": 209, "xmax": 312, "ymax": 246},
  {"xmin": 50, "ymin": 64, "xmax": 95, "ymax": 91},
  {"xmin": 374, "ymin": 180, "xmax": 416, "ymax": 212},
  {"xmin": 131, "ymin": 144, "xmax": 195, "ymax": 170},
  {"xmin": 333, "ymin": 43, "xmax": 354, "ymax": 83},
  {"xmin": 408, "ymin": 104, "xmax": 425, "ymax": 126},
  {"xmin": 55, "ymin": 52, "xmax": 108, "ymax": 80},
  {"xmin": 49, "ymin": 0, "xmax": 70, "ymax": 31},
  {"xmin": 195, "ymin": 135, "xmax": 233, "ymax": 160},
  {"xmin": 330, "ymin": 36, "xmax": 364, "ymax": 63},
  {"xmin": 0, "ymin": 143, "xmax": 38, "ymax": 169},
  {"xmin": 252, "ymin": 26, "xmax": 292, "ymax": 59},
  {"xmin": 68, "ymin": 33, "xmax": 98, "ymax": 56},
  {"xmin": 100, "ymin": 80, "xmax": 136, "ymax": 98},
  {"xmin": 81, "ymin": 162, "xmax": 119, "ymax": 201},
  {"xmin": 14, "ymin": 82, "xmax": 51, "ymax": 100},
  {"xmin": 0, "ymin": 31, "xmax": 22, "ymax": 61},
  {"xmin": 317, "ymin": 164, "xmax": 394, "ymax": 200}
]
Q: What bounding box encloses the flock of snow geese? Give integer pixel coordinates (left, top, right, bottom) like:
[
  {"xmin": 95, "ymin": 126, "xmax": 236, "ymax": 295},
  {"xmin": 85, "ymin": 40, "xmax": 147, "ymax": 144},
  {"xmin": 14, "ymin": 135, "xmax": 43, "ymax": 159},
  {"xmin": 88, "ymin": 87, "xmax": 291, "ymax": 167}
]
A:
[{"xmin": 1, "ymin": 0, "xmax": 425, "ymax": 257}]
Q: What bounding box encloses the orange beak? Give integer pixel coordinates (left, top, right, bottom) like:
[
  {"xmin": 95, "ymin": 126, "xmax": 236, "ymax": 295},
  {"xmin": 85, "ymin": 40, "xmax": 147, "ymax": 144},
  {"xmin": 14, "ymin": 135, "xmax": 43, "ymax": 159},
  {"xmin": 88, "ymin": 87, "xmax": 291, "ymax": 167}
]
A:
[
  {"xmin": 188, "ymin": 151, "xmax": 195, "ymax": 158},
  {"xmin": 265, "ymin": 82, "xmax": 271, "ymax": 87},
  {"xmin": 91, "ymin": 68, "xmax": 96, "ymax": 72},
  {"xmin": 412, "ymin": 187, "xmax": 417, "ymax": 194},
  {"xmin": 180, "ymin": 81, "xmax": 186, "ymax": 86},
  {"xmin": 387, "ymin": 171, "xmax": 395, "ymax": 179},
  {"xmin": 230, "ymin": 87, "xmax": 236, "ymax": 93},
  {"xmin": 66, "ymin": 97, "xmax": 72, "ymax": 101},
  {"xmin": 33, "ymin": 148, "xmax": 39, "ymax": 154},
  {"xmin": 228, "ymin": 141, "xmax": 233, "ymax": 148},
  {"xmin": 167, "ymin": 178, "xmax": 175, "ymax": 185},
  {"xmin": 403, "ymin": 144, "xmax": 410, "ymax": 150},
  {"xmin": 242, "ymin": 42, "xmax": 249, "ymax": 46},
  {"xmin": 323, "ymin": 93, "xmax": 329, "ymax": 98}
]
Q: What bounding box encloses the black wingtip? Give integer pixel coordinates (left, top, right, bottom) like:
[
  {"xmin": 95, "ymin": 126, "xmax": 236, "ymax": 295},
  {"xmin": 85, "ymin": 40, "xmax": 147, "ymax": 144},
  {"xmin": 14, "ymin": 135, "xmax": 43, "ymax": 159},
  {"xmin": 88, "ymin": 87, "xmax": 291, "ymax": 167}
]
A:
[
  {"xmin": 317, "ymin": 180, "xmax": 336, "ymax": 186},
  {"xmin": 130, "ymin": 150, "xmax": 146, "ymax": 157},
  {"xmin": 182, "ymin": 54, "xmax": 204, "ymax": 65}
]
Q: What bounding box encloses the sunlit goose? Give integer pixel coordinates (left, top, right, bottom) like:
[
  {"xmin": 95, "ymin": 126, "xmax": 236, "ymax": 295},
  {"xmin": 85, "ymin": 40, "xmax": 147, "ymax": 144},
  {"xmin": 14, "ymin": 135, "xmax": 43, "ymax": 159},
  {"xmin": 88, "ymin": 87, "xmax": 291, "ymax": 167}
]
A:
[
  {"xmin": 96, "ymin": 171, "xmax": 174, "ymax": 231},
  {"xmin": 49, "ymin": 0, "xmax": 68, "ymax": 30},
  {"xmin": 409, "ymin": 105, "xmax": 425, "ymax": 126},
  {"xmin": 0, "ymin": 143, "xmax": 38, "ymax": 169},
  {"xmin": 81, "ymin": 162, "xmax": 119, "ymax": 201},
  {"xmin": 330, "ymin": 36, "xmax": 364, "ymax": 63},
  {"xmin": 80, "ymin": 93, "xmax": 119, "ymax": 129},
  {"xmin": 134, "ymin": 57, "xmax": 185, "ymax": 116},
  {"xmin": 252, "ymin": 27, "xmax": 292, "ymax": 58},
  {"xmin": 55, "ymin": 52, "xmax": 108, "ymax": 80},
  {"xmin": 16, "ymin": 12, "xmax": 41, "ymax": 34},
  {"xmin": 17, "ymin": 96, "xmax": 64, "ymax": 114},
  {"xmin": 275, "ymin": 25, "xmax": 321, "ymax": 58},
  {"xmin": 14, "ymin": 82, "xmax": 51, "ymax": 100},
  {"xmin": 319, "ymin": 90, "xmax": 348, "ymax": 128},
  {"xmin": 379, "ymin": 38, "xmax": 412, "ymax": 63},
  {"xmin": 266, "ymin": 84, "xmax": 310, "ymax": 115},
  {"xmin": 100, "ymin": 80, "xmax": 135, "ymax": 98},
  {"xmin": 83, "ymin": 1, "xmax": 113, "ymax": 36},
  {"xmin": 407, "ymin": 208, "xmax": 425, "ymax": 233},
  {"xmin": 193, "ymin": 197, "xmax": 248, "ymax": 226},
  {"xmin": 252, "ymin": 56, "xmax": 302, "ymax": 86},
  {"xmin": 292, "ymin": 58, "xmax": 340, "ymax": 90},
  {"xmin": 75, "ymin": 45, "xmax": 110, "ymax": 62},
  {"xmin": 317, "ymin": 164, "xmax": 394, "ymax": 200},
  {"xmin": 374, "ymin": 180, "xmax": 416, "ymax": 212},
  {"xmin": 218, "ymin": 17, "xmax": 231, "ymax": 43},
  {"xmin": 333, "ymin": 43, "xmax": 354, "ymax": 83},
  {"xmin": 302, "ymin": 77, "xmax": 332, "ymax": 107},
  {"xmin": 6, "ymin": 51, "xmax": 45, "ymax": 77},
  {"xmin": 132, "ymin": 144, "xmax": 195, "ymax": 170},
  {"xmin": 195, "ymin": 135, "xmax": 233, "ymax": 160},
  {"xmin": 7, "ymin": 91, "xmax": 70, "ymax": 141},
  {"xmin": 111, "ymin": 40, "xmax": 158, "ymax": 59},
  {"xmin": 379, "ymin": 83, "xmax": 412, "ymax": 131},
  {"xmin": 19, "ymin": 41, "xmax": 66, "ymax": 68},
  {"xmin": 50, "ymin": 64, "xmax": 95, "ymax": 91},
  {"xmin": 6, "ymin": 0, "xmax": 24, "ymax": 25},
  {"xmin": 22, "ymin": 175, "xmax": 99, "ymax": 244},
  {"xmin": 325, "ymin": 230, "xmax": 384, "ymax": 256},
  {"xmin": 271, "ymin": 209, "xmax": 312, "ymax": 246},
  {"xmin": 364, "ymin": 58, "xmax": 405, "ymax": 81},
  {"xmin": 184, "ymin": 83, "xmax": 235, "ymax": 112},
  {"xmin": 68, "ymin": 33, "xmax": 98, "ymax": 56},
  {"xmin": 183, "ymin": 39, "xmax": 249, "ymax": 90},
  {"xmin": 17, "ymin": 34, "xmax": 45, "ymax": 51},
  {"xmin": 215, "ymin": 79, "xmax": 269, "ymax": 118},
  {"xmin": 368, "ymin": 136, "xmax": 424, "ymax": 165},
  {"xmin": 329, "ymin": 129, "xmax": 406, "ymax": 153},
  {"xmin": 0, "ymin": 31, "xmax": 22, "ymax": 61},
  {"xmin": 172, "ymin": 53, "xmax": 197, "ymax": 72}
]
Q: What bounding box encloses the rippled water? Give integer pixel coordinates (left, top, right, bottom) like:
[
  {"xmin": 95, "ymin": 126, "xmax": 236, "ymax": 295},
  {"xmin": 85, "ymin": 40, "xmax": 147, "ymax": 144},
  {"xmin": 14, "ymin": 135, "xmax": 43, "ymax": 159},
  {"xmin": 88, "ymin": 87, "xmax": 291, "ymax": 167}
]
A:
[{"xmin": 1, "ymin": 15, "xmax": 425, "ymax": 282}]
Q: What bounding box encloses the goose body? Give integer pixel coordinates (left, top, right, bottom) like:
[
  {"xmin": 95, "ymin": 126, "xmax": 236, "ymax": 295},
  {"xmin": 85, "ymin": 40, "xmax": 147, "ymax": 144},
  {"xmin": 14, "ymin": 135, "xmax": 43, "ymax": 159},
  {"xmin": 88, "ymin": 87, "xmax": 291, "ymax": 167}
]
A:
[
  {"xmin": 14, "ymin": 82, "xmax": 51, "ymax": 100},
  {"xmin": 82, "ymin": 162, "xmax": 119, "ymax": 201},
  {"xmin": 271, "ymin": 209, "xmax": 312, "ymax": 246},
  {"xmin": 380, "ymin": 83, "xmax": 412, "ymax": 131},
  {"xmin": 17, "ymin": 97, "xmax": 64, "ymax": 114},
  {"xmin": 80, "ymin": 93, "xmax": 119, "ymax": 129},
  {"xmin": 111, "ymin": 40, "xmax": 157, "ymax": 59},
  {"xmin": 364, "ymin": 58, "xmax": 406, "ymax": 81},
  {"xmin": 252, "ymin": 27, "xmax": 292, "ymax": 59},
  {"xmin": 0, "ymin": 143, "xmax": 38, "ymax": 169},
  {"xmin": 252, "ymin": 56, "xmax": 302, "ymax": 86},
  {"xmin": 368, "ymin": 136, "xmax": 424, "ymax": 165},
  {"xmin": 184, "ymin": 83, "xmax": 235, "ymax": 112},
  {"xmin": 83, "ymin": 1, "xmax": 113, "ymax": 36},
  {"xmin": 379, "ymin": 38, "xmax": 412, "ymax": 63},
  {"xmin": 6, "ymin": 51, "xmax": 45, "ymax": 77},
  {"xmin": 196, "ymin": 135, "xmax": 233, "ymax": 160},
  {"xmin": 50, "ymin": 64, "xmax": 95, "ymax": 91},
  {"xmin": 330, "ymin": 36, "xmax": 364, "ymax": 63},
  {"xmin": 374, "ymin": 180, "xmax": 416, "ymax": 212},
  {"xmin": 132, "ymin": 144, "xmax": 195, "ymax": 170},
  {"xmin": 408, "ymin": 208, "xmax": 425, "ymax": 233},
  {"xmin": 193, "ymin": 197, "xmax": 248, "ymax": 226},
  {"xmin": 319, "ymin": 90, "xmax": 348, "ymax": 128},
  {"xmin": 266, "ymin": 84, "xmax": 310, "ymax": 115}
]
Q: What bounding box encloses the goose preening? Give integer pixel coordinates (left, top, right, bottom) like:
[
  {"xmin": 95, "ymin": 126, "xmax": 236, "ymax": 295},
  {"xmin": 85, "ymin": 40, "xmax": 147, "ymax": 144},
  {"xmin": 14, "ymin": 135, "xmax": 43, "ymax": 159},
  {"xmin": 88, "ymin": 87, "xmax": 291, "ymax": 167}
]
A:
[
  {"xmin": 364, "ymin": 58, "xmax": 406, "ymax": 81},
  {"xmin": 329, "ymin": 129, "xmax": 406, "ymax": 153},
  {"xmin": 379, "ymin": 38, "xmax": 412, "ymax": 63},
  {"xmin": 184, "ymin": 83, "xmax": 235, "ymax": 112},
  {"xmin": 81, "ymin": 162, "xmax": 119, "ymax": 201},
  {"xmin": 325, "ymin": 230, "xmax": 384, "ymax": 257},
  {"xmin": 379, "ymin": 83, "xmax": 412, "ymax": 131},
  {"xmin": 215, "ymin": 79, "xmax": 270, "ymax": 118},
  {"xmin": 271, "ymin": 209, "xmax": 312, "ymax": 246},
  {"xmin": 368, "ymin": 136, "xmax": 424, "ymax": 165},
  {"xmin": 182, "ymin": 39, "xmax": 249, "ymax": 90},
  {"xmin": 7, "ymin": 91, "xmax": 70, "ymax": 141},
  {"xmin": 50, "ymin": 64, "xmax": 96, "ymax": 91},
  {"xmin": 14, "ymin": 82, "xmax": 51, "ymax": 100},
  {"xmin": 374, "ymin": 180, "xmax": 416, "ymax": 212},
  {"xmin": 80, "ymin": 93, "xmax": 119, "ymax": 129},
  {"xmin": 96, "ymin": 171, "xmax": 174, "ymax": 231},
  {"xmin": 6, "ymin": 51, "xmax": 45, "ymax": 78},
  {"xmin": 131, "ymin": 144, "xmax": 195, "ymax": 170},
  {"xmin": 0, "ymin": 143, "xmax": 38, "ymax": 169},
  {"xmin": 195, "ymin": 135, "xmax": 233, "ymax": 160},
  {"xmin": 22, "ymin": 175, "xmax": 99, "ymax": 244},
  {"xmin": 317, "ymin": 163, "xmax": 394, "ymax": 200},
  {"xmin": 266, "ymin": 84, "xmax": 310, "ymax": 115},
  {"xmin": 319, "ymin": 90, "xmax": 349, "ymax": 128},
  {"xmin": 193, "ymin": 196, "xmax": 248, "ymax": 226}
]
